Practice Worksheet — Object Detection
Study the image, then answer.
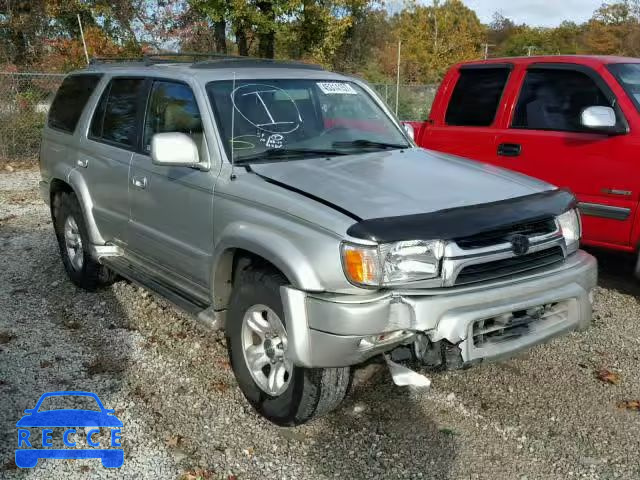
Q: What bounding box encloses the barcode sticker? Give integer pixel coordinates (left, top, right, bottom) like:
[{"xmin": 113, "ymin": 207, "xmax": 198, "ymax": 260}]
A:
[{"xmin": 317, "ymin": 82, "xmax": 358, "ymax": 95}]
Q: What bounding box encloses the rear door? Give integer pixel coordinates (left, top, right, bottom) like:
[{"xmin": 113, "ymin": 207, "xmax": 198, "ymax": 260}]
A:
[
  {"xmin": 42, "ymin": 74, "xmax": 103, "ymax": 181},
  {"xmin": 78, "ymin": 77, "xmax": 147, "ymax": 244},
  {"xmin": 493, "ymin": 64, "xmax": 637, "ymax": 248},
  {"xmin": 128, "ymin": 79, "xmax": 214, "ymax": 296},
  {"xmin": 422, "ymin": 64, "xmax": 512, "ymax": 161}
]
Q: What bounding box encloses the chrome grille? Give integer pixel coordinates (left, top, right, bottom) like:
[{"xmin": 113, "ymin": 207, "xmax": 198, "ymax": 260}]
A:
[
  {"xmin": 454, "ymin": 246, "xmax": 564, "ymax": 286},
  {"xmin": 455, "ymin": 218, "xmax": 557, "ymax": 250}
]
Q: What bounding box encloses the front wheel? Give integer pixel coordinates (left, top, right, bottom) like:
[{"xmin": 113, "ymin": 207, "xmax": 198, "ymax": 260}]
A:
[{"xmin": 227, "ymin": 266, "xmax": 351, "ymax": 426}]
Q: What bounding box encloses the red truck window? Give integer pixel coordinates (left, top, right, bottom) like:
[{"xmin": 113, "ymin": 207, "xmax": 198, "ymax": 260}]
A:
[
  {"xmin": 512, "ymin": 69, "xmax": 611, "ymax": 132},
  {"xmin": 445, "ymin": 67, "xmax": 510, "ymax": 127}
]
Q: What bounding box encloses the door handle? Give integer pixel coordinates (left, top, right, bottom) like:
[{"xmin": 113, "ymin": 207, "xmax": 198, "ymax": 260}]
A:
[
  {"xmin": 76, "ymin": 158, "xmax": 88, "ymax": 168},
  {"xmin": 497, "ymin": 143, "xmax": 522, "ymax": 157},
  {"xmin": 132, "ymin": 176, "xmax": 147, "ymax": 189}
]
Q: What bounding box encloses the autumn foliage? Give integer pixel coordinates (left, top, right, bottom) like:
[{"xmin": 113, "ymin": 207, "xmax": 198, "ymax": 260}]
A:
[{"xmin": 2, "ymin": 0, "xmax": 640, "ymax": 83}]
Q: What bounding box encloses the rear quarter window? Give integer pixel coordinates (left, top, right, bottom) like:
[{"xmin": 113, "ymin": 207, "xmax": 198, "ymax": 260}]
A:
[{"xmin": 48, "ymin": 74, "xmax": 103, "ymax": 133}]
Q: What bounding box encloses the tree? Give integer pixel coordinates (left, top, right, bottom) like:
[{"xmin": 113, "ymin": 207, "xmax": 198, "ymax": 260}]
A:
[
  {"xmin": 583, "ymin": 1, "xmax": 640, "ymax": 56},
  {"xmin": 390, "ymin": 0, "xmax": 485, "ymax": 83},
  {"xmin": 0, "ymin": 0, "xmax": 49, "ymax": 66}
]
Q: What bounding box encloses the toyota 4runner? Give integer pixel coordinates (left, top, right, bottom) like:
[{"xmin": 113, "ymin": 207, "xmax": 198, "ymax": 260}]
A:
[{"xmin": 39, "ymin": 54, "xmax": 597, "ymax": 426}]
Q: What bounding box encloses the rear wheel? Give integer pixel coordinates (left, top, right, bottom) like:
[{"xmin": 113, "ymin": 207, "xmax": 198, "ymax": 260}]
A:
[
  {"xmin": 52, "ymin": 191, "xmax": 117, "ymax": 291},
  {"xmin": 227, "ymin": 266, "xmax": 351, "ymax": 426}
]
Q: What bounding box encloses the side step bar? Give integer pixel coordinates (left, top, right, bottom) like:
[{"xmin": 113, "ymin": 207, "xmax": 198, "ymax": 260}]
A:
[{"xmin": 102, "ymin": 257, "xmax": 225, "ymax": 330}]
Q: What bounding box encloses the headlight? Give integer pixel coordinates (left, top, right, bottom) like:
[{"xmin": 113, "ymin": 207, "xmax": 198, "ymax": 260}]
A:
[
  {"xmin": 556, "ymin": 208, "xmax": 581, "ymax": 254},
  {"xmin": 341, "ymin": 240, "xmax": 445, "ymax": 287}
]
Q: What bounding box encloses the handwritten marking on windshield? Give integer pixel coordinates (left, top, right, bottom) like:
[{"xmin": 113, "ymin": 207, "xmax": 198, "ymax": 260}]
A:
[{"xmin": 231, "ymin": 84, "xmax": 302, "ymax": 134}]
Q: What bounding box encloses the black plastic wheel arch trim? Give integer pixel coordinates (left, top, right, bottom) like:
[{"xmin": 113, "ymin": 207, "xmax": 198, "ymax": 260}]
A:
[{"xmin": 346, "ymin": 189, "xmax": 576, "ymax": 243}]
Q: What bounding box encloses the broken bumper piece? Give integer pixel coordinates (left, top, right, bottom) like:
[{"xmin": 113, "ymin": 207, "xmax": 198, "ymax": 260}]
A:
[{"xmin": 281, "ymin": 250, "xmax": 597, "ymax": 368}]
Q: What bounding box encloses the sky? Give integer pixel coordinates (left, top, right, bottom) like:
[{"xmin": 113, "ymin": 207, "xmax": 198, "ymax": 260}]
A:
[{"xmin": 461, "ymin": 0, "xmax": 604, "ymax": 27}]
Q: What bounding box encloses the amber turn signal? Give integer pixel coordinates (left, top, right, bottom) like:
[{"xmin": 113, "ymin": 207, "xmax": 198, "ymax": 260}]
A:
[{"xmin": 341, "ymin": 243, "xmax": 380, "ymax": 287}]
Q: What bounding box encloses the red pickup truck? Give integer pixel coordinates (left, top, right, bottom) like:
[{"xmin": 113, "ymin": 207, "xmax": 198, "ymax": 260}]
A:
[{"xmin": 409, "ymin": 55, "xmax": 640, "ymax": 275}]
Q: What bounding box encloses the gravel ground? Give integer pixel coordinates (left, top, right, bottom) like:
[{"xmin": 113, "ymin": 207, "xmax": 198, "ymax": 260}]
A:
[{"xmin": 1, "ymin": 169, "xmax": 639, "ymax": 480}]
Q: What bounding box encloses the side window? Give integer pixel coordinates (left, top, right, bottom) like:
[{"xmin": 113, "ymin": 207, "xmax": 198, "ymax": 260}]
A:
[
  {"xmin": 48, "ymin": 74, "xmax": 102, "ymax": 133},
  {"xmin": 143, "ymin": 81, "xmax": 203, "ymax": 155},
  {"xmin": 445, "ymin": 68, "xmax": 511, "ymax": 126},
  {"xmin": 90, "ymin": 78, "xmax": 146, "ymax": 148},
  {"xmin": 512, "ymin": 69, "xmax": 611, "ymax": 132}
]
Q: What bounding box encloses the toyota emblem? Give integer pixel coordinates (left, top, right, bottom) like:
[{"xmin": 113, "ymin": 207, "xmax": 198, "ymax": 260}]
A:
[{"xmin": 510, "ymin": 234, "xmax": 530, "ymax": 256}]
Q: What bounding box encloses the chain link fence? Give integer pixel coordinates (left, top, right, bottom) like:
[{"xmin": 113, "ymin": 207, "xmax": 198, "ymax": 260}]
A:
[
  {"xmin": 0, "ymin": 72, "xmax": 436, "ymax": 163},
  {"xmin": 0, "ymin": 72, "xmax": 64, "ymax": 162},
  {"xmin": 371, "ymin": 83, "xmax": 437, "ymax": 121}
]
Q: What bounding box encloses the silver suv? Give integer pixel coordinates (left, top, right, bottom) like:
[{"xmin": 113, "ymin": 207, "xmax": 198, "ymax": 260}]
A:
[{"xmin": 39, "ymin": 55, "xmax": 597, "ymax": 425}]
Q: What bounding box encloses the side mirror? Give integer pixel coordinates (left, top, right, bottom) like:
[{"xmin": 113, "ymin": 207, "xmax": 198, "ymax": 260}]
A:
[
  {"xmin": 151, "ymin": 132, "xmax": 200, "ymax": 167},
  {"xmin": 581, "ymin": 106, "xmax": 618, "ymax": 132},
  {"xmin": 402, "ymin": 122, "xmax": 415, "ymax": 141},
  {"xmin": 23, "ymin": 409, "xmax": 34, "ymax": 414}
]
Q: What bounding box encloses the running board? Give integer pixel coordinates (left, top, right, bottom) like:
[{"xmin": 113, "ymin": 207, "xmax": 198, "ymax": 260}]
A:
[{"xmin": 102, "ymin": 257, "xmax": 225, "ymax": 330}]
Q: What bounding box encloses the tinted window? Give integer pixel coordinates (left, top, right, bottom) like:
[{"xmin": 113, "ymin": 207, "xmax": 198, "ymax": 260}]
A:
[
  {"xmin": 48, "ymin": 74, "xmax": 102, "ymax": 133},
  {"xmin": 90, "ymin": 78, "xmax": 145, "ymax": 148},
  {"xmin": 143, "ymin": 81, "xmax": 203, "ymax": 154},
  {"xmin": 445, "ymin": 68, "xmax": 510, "ymax": 126},
  {"xmin": 608, "ymin": 63, "xmax": 640, "ymax": 112},
  {"xmin": 512, "ymin": 69, "xmax": 610, "ymax": 132}
]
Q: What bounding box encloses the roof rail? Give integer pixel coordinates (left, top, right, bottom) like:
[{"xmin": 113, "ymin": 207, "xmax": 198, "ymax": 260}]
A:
[
  {"xmin": 191, "ymin": 57, "xmax": 324, "ymax": 70},
  {"xmin": 87, "ymin": 52, "xmax": 324, "ymax": 70},
  {"xmin": 142, "ymin": 52, "xmax": 235, "ymax": 65},
  {"xmin": 88, "ymin": 53, "xmax": 220, "ymax": 67},
  {"xmin": 89, "ymin": 57, "xmax": 144, "ymax": 65}
]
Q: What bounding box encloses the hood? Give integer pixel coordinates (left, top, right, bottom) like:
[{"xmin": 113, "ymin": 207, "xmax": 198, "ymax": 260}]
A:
[
  {"xmin": 16, "ymin": 409, "xmax": 123, "ymax": 427},
  {"xmin": 249, "ymin": 148, "xmax": 553, "ymax": 222}
]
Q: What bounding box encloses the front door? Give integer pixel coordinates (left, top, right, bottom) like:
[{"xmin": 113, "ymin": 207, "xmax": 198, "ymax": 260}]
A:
[
  {"xmin": 493, "ymin": 65, "xmax": 638, "ymax": 248},
  {"xmin": 128, "ymin": 79, "xmax": 215, "ymax": 295}
]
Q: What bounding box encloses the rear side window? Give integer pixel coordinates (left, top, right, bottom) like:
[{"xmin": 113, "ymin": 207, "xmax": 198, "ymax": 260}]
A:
[
  {"xmin": 48, "ymin": 74, "xmax": 102, "ymax": 133},
  {"xmin": 512, "ymin": 69, "xmax": 611, "ymax": 132},
  {"xmin": 445, "ymin": 68, "xmax": 511, "ymax": 126},
  {"xmin": 90, "ymin": 78, "xmax": 146, "ymax": 148}
]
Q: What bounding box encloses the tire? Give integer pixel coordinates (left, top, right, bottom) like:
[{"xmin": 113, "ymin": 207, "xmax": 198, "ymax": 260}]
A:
[
  {"xmin": 52, "ymin": 191, "xmax": 117, "ymax": 291},
  {"xmin": 227, "ymin": 266, "xmax": 351, "ymax": 426}
]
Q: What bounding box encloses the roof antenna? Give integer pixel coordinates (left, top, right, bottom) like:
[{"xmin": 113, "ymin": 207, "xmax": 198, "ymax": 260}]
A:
[{"xmin": 230, "ymin": 71, "xmax": 237, "ymax": 180}]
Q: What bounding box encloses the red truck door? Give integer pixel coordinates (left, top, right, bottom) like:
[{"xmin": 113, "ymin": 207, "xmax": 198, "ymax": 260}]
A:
[
  {"xmin": 421, "ymin": 65, "xmax": 512, "ymax": 162},
  {"xmin": 492, "ymin": 64, "xmax": 639, "ymax": 250}
]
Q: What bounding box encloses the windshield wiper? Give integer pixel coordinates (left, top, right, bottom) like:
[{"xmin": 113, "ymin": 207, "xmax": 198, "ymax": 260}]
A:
[
  {"xmin": 332, "ymin": 139, "xmax": 409, "ymax": 150},
  {"xmin": 234, "ymin": 148, "xmax": 348, "ymax": 165}
]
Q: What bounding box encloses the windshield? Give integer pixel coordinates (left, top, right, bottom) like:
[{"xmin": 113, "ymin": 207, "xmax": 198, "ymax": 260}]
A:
[
  {"xmin": 206, "ymin": 79, "xmax": 409, "ymax": 163},
  {"xmin": 608, "ymin": 63, "xmax": 640, "ymax": 111}
]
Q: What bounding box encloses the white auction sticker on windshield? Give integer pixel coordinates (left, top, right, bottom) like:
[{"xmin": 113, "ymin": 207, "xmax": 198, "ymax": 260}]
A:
[{"xmin": 317, "ymin": 82, "xmax": 357, "ymax": 95}]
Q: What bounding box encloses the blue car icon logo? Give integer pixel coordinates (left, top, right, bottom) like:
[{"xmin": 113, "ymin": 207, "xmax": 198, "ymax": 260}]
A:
[{"xmin": 15, "ymin": 391, "xmax": 123, "ymax": 468}]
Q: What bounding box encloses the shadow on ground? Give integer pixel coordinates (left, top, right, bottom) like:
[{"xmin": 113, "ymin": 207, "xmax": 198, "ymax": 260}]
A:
[
  {"xmin": 585, "ymin": 247, "xmax": 640, "ymax": 298},
  {"xmin": 307, "ymin": 363, "xmax": 456, "ymax": 479}
]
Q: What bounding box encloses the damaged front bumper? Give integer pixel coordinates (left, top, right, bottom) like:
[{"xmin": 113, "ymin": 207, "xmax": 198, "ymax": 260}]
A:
[{"xmin": 281, "ymin": 250, "xmax": 597, "ymax": 368}]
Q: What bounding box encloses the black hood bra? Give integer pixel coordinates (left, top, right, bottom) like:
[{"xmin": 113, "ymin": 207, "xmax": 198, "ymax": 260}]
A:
[{"xmin": 346, "ymin": 189, "xmax": 576, "ymax": 243}]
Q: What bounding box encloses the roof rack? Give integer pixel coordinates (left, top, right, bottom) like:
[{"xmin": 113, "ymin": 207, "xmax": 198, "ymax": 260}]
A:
[
  {"xmin": 191, "ymin": 57, "xmax": 324, "ymax": 70},
  {"xmin": 89, "ymin": 57, "xmax": 145, "ymax": 65},
  {"xmin": 88, "ymin": 52, "xmax": 324, "ymax": 70}
]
